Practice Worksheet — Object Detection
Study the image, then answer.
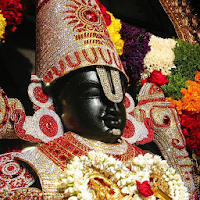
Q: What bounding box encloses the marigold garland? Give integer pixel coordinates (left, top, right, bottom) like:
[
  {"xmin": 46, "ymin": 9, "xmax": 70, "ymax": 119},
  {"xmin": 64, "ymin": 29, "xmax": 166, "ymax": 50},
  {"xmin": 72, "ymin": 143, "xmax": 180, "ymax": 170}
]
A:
[
  {"xmin": 107, "ymin": 12, "xmax": 124, "ymax": 56},
  {"xmin": 167, "ymin": 72, "xmax": 200, "ymax": 114},
  {"xmin": 0, "ymin": 11, "xmax": 6, "ymax": 40}
]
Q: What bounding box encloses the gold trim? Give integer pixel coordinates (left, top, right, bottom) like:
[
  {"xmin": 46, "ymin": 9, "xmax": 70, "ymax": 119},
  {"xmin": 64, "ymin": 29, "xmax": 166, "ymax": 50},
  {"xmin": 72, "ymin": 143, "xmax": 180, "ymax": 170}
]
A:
[
  {"xmin": 71, "ymin": 132, "xmax": 128, "ymax": 155},
  {"xmin": 159, "ymin": 0, "xmax": 200, "ymax": 44},
  {"xmin": 15, "ymin": 148, "xmax": 64, "ymax": 200}
]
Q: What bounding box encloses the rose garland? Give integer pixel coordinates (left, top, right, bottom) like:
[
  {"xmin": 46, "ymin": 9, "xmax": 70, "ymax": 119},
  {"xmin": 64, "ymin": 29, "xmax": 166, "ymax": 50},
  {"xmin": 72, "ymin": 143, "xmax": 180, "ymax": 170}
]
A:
[
  {"xmin": 0, "ymin": 0, "xmax": 23, "ymax": 41},
  {"xmin": 56, "ymin": 151, "xmax": 189, "ymax": 200},
  {"xmin": 181, "ymin": 112, "xmax": 200, "ymax": 156}
]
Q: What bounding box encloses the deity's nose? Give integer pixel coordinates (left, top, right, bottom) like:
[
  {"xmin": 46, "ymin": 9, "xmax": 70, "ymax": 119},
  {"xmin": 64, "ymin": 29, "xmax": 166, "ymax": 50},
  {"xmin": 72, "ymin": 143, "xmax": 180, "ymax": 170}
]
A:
[
  {"xmin": 106, "ymin": 102, "xmax": 121, "ymax": 115},
  {"xmin": 102, "ymin": 102, "xmax": 122, "ymax": 129}
]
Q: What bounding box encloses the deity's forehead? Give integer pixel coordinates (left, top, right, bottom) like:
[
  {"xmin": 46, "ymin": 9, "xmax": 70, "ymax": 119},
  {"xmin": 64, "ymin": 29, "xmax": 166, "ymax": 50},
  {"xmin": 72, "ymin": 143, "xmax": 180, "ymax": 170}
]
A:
[
  {"xmin": 51, "ymin": 66, "xmax": 126, "ymax": 104},
  {"xmin": 96, "ymin": 67, "xmax": 124, "ymax": 103}
]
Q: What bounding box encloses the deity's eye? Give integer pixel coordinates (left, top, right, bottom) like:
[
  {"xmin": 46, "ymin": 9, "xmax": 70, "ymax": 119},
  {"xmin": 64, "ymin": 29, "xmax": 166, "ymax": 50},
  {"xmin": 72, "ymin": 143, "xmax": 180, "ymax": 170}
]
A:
[
  {"xmin": 82, "ymin": 86, "xmax": 102, "ymax": 98},
  {"xmin": 76, "ymin": 81, "xmax": 103, "ymax": 99}
]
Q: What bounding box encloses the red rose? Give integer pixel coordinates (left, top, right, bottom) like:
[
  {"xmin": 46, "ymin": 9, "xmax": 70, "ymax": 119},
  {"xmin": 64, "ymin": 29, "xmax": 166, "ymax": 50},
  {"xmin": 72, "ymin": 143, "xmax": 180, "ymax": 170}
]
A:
[
  {"xmin": 95, "ymin": 0, "xmax": 111, "ymax": 26},
  {"xmin": 185, "ymin": 136, "xmax": 197, "ymax": 151},
  {"xmin": 103, "ymin": 13, "xmax": 111, "ymax": 26},
  {"xmin": 181, "ymin": 114, "xmax": 197, "ymax": 129},
  {"xmin": 142, "ymin": 70, "xmax": 169, "ymax": 87},
  {"xmin": 180, "ymin": 113, "xmax": 200, "ymax": 155},
  {"xmin": 195, "ymin": 147, "xmax": 200, "ymax": 156},
  {"xmin": 0, "ymin": 0, "xmax": 23, "ymax": 38},
  {"xmin": 136, "ymin": 180, "xmax": 154, "ymax": 197},
  {"xmin": 182, "ymin": 128, "xmax": 190, "ymax": 137}
]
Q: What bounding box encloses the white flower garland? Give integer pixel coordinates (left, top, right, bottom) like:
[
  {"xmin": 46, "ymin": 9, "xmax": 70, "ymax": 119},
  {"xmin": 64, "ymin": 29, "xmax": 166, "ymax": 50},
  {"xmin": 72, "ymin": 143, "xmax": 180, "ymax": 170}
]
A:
[
  {"xmin": 141, "ymin": 35, "xmax": 177, "ymax": 80},
  {"xmin": 56, "ymin": 151, "xmax": 189, "ymax": 200}
]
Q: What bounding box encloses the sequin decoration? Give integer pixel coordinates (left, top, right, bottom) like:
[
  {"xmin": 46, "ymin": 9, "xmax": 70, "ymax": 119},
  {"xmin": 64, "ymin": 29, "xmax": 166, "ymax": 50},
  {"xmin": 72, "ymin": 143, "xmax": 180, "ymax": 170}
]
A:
[
  {"xmin": 0, "ymin": 152, "xmax": 35, "ymax": 192},
  {"xmin": 38, "ymin": 132, "xmax": 145, "ymax": 170},
  {"xmin": 0, "ymin": 88, "xmax": 10, "ymax": 135},
  {"xmin": 159, "ymin": 0, "xmax": 200, "ymax": 44},
  {"xmin": 0, "ymin": 88, "xmax": 24, "ymax": 139},
  {"xmin": 16, "ymin": 147, "xmax": 64, "ymax": 199},
  {"xmin": 122, "ymin": 93, "xmax": 154, "ymax": 145},
  {"xmin": 96, "ymin": 66, "xmax": 123, "ymax": 103},
  {"xmin": 4, "ymin": 98, "xmax": 25, "ymax": 139},
  {"xmin": 11, "ymin": 76, "xmax": 64, "ymax": 143},
  {"xmin": 15, "ymin": 108, "xmax": 64, "ymax": 143},
  {"xmin": 0, "ymin": 187, "xmax": 43, "ymax": 200},
  {"xmin": 28, "ymin": 81, "xmax": 53, "ymax": 109},
  {"xmin": 35, "ymin": 0, "xmax": 125, "ymax": 85}
]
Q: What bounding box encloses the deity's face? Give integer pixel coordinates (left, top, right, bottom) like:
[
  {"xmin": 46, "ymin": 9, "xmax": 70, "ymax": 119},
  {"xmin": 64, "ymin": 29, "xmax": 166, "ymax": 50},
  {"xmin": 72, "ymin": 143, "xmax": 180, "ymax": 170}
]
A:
[{"xmin": 51, "ymin": 67, "xmax": 127, "ymax": 143}]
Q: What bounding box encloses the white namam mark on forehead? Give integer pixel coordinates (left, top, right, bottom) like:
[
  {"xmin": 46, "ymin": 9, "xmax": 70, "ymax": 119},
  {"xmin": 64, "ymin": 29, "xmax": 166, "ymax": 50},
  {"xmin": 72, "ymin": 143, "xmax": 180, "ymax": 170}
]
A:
[{"xmin": 96, "ymin": 66, "xmax": 123, "ymax": 103}]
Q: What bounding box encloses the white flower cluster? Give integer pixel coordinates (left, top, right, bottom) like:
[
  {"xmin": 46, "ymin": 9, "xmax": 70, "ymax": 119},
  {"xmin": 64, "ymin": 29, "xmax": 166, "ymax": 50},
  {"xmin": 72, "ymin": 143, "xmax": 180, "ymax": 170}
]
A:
[
  {"xmin": 132, "ymin": 154, "xmax": 189, "ymax": 200},
  {"xmin": 141, "ymin": 35, "xmax": 177, "ymax": 80},
  {"xmin": 56, "ymin": 151, "xmax": 189, "ymax": 200}
]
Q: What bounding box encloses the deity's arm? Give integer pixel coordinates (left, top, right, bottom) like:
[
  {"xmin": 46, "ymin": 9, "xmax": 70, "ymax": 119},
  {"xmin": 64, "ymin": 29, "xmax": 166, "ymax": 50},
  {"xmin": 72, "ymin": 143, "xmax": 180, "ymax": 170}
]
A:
[
  {"xmin": 134, "ymin": 82, "xmax": 198, "ymax": 199},
  {"xmin": 0, "ymin": 87, "xmax": 22, "ymax": 140}
]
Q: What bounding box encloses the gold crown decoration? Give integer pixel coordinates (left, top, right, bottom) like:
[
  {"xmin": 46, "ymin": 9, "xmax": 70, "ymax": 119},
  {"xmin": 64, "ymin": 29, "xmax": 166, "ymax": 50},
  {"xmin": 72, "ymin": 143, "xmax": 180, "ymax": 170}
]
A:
[{"xmin": 36, "ymin": 0, "xmax": 126, "ymax": 85}]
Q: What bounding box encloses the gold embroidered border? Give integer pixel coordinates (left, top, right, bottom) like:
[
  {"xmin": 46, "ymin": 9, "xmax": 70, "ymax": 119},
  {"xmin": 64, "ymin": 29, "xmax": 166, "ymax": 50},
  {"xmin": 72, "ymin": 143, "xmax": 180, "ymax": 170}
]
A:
[
  {"xmin": 15, "ymin": 148, "xmax": 64, "ymax": 200},
  {"xmin": 159, "ymin": 0, "xmax": 200, "ymax": 44}
]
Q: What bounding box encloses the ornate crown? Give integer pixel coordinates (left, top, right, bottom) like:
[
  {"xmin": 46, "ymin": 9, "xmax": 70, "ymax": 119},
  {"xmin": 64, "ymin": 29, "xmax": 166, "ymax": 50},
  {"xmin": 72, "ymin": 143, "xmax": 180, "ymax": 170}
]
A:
[{"xmin": 36, "ymin": 0, "xmax": 126, "ymax": 85}]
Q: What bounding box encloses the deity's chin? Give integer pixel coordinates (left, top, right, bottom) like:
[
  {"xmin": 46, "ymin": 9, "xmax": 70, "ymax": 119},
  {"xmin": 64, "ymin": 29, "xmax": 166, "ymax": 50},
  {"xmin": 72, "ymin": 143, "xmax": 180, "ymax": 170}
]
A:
[{"xmin": 69, "ymin": 128, "xmax": 124, "ymax": 144}]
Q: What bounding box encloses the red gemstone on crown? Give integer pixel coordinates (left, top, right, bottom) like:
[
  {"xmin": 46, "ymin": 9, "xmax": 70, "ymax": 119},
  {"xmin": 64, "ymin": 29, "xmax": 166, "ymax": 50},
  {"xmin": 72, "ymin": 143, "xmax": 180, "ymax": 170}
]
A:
[{"xmin": 84, "ymin": 10, "xmax": 98, "ymax": 22}]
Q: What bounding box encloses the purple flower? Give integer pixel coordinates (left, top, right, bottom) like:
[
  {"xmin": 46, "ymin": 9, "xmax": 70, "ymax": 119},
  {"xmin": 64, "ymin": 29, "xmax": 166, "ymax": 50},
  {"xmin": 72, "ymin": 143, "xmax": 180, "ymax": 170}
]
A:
[{"xmin": 120, "ymin": 22, "xmax": 150, "ymax": 84}]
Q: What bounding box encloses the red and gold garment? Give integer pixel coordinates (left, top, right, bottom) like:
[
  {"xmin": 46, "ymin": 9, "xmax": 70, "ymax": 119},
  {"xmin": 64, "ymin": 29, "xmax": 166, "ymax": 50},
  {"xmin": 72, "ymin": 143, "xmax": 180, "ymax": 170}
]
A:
[
  {"xmin": 0, "ymin": 132, "xmax": 145, "ymax": 199},
  {"xmin": 38, "ymin": 131, "xmax": 145, "ymax": 170}
]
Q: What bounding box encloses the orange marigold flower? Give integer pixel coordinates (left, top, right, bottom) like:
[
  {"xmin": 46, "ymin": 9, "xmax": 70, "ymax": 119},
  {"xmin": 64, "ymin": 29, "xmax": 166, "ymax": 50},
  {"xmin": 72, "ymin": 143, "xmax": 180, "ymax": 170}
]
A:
[
  {"xmin": 166, "ymin": 97, "xmax": 183, "ymax": 114},
  {"xmin": 195, "ymin": 71, "xmax": 200, "ymax": 84},
  {"xmin": 167, "ymin": 75, "xmax": 200, "ymax": 114},
  {"xmin": 179, "ymin": 80, "xmax": 200, "ymax": 113}
]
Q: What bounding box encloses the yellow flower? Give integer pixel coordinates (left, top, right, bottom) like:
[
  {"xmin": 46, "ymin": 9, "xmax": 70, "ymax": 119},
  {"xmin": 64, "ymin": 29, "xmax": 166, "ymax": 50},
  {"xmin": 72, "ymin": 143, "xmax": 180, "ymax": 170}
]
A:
[
  {"xmin": 107, "ymin": 11, "xmax": 124, "ymax": 56},
  {"xmin": 0, "ymin": 11, "xmax": 6, "ymax": 40},
  {"xmin": 115, "ymin": 39, "xmax": 124, "ymax": 56}
]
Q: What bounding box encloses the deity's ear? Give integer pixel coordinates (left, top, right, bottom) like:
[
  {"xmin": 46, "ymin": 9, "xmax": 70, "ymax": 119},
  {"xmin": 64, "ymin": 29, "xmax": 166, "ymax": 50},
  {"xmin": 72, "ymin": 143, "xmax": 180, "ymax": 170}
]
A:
[{"xmin": 11, "ymin": 74, "xmax": 64, "ymax": 143}]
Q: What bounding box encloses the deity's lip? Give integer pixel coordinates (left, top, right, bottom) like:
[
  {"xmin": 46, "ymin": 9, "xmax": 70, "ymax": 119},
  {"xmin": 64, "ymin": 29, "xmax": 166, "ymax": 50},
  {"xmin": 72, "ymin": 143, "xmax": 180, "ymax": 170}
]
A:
[
  {"xmin": 102, "ymin": 115, "xmax": 122, "ymax": 128},
  {"xmin": 102, "ymin": 114, "xmax": 120, "ymax": 120}
]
